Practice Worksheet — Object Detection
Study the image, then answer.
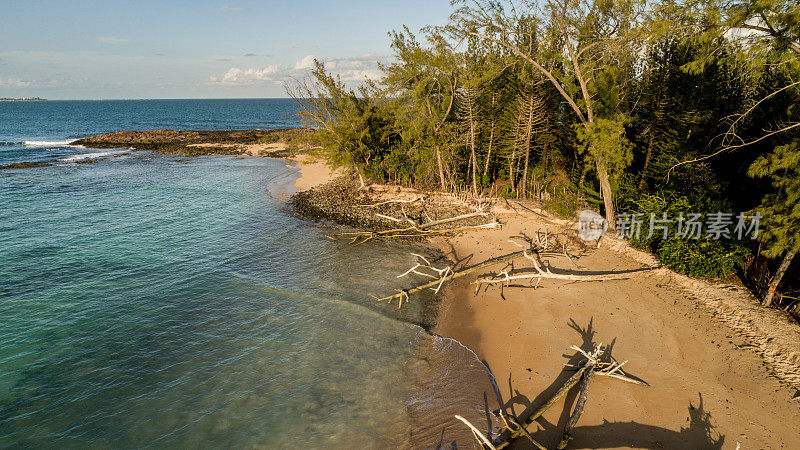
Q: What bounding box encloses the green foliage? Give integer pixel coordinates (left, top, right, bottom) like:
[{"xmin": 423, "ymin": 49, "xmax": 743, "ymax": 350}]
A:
[
  {"xmin": 575, "ymin": 115, "xmax": 634, "ymax": 180},
  {"xmin": 287, "ymin": 0, "xmax": 800, "ymax": 289},
  {"xmin": 542, "ymin": 185, "xmax": 585, "ymax": 218},
  {"xmin": 748, "ymin": 140, "xmax": 800, "ymax": 257},
  {"xmin": 623, "ymin": 193, "xmax": 749, "ymax": 279},
  {"xmin": 656, "ymin": 238, "xmax": 749, "ymax": 279}
]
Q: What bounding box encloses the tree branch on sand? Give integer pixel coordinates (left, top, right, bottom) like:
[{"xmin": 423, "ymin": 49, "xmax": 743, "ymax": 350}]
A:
[
  {"xmin": 453, "ymin": 342, "xmax": 648, "ymax": 449},
  {"xmin": 374, "ymin": 233, "xmax": 651, "ymax": 308},
  {"xmin": 330, "ymin": 209, "xmax": 500, "ymax": 246}
]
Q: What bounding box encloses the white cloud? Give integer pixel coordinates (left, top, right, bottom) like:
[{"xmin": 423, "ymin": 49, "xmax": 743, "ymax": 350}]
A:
[
  {"xmin": 294, "ymin": 55, "xmax": 316, "ymax": 70},
  {"xmin": 0, "ymin": 77, "xmax": 32, "ymax": 87},
  {"xmin": 210, "ymin": 65, "xmax": 283, "ymax": 85},
  {"xmin": 220, "ymin": 6, "xmax": 242, "ymax": 12},
  {"xmin": 209, "ymin": 53, "xmax": 388, "ymax": 87}
]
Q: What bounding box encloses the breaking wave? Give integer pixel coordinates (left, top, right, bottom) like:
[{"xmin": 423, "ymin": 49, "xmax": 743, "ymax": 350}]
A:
[
  {"xmin": 60, "ymin": 150, "xmax": 128, "ymax": 162},
  {"xmin": 24, "ymin": 140, "xmax": 77, "ymax": 147}
]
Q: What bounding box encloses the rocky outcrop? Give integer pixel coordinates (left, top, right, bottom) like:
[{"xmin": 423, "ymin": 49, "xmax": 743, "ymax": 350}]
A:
[{"xmin": 71, "ymin": 129, "xmax": 302, "ymax": 157}]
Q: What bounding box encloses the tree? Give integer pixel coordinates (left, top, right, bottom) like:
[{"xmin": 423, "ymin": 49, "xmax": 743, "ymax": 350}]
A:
[
  {"xmin": 748, "ymin": 141, "xmax": 800, "ymax": 306},
  {"xmin": 664, "ymin": 0, "xmax": 800, "ymax": 168},
  {"xmin": 457, "ymin": 0, "xmax": 645, "ymax": 228},
  {"xmin": 381, "ymin": 27, "xmax": 460, "ymax": 190}
]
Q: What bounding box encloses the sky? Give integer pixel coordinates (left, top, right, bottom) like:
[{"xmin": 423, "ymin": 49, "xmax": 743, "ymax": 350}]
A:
[{"xmin": 0, "ymin": 0, "xmax": 453, "ymax": 99}]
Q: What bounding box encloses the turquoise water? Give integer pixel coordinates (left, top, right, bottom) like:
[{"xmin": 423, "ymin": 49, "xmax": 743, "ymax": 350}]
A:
[
  {"xmin": 0, "ymin": 100, "xmax": 491, "ymax": 448},
  {"xmin": 0, "ymin": 153, "xmax": 443, "ymax": 447}
]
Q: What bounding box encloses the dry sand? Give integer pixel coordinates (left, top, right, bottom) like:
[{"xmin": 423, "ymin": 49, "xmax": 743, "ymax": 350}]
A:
[
  {"xmin": 428, "ymin": 203, "xmax": 800, "ymax": 449},
  {"xmin": 290, "ymin": 153, "xmax": 340, "ymax": 191}
]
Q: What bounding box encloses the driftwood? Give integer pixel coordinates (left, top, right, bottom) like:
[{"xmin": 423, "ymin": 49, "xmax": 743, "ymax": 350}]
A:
[
  {"xmin": 474, "ymin": 239, "xmax": 638, "ymax": 288},
  {"xmin": 331, "ymin": 208, "xmax": 499, "ymax": 245},
  {"xmin": 454, "ymin": 415, "xmax": 497, "ymax": 450},
  {"xmin": 454, "ymin": 342, "xmax": 650, "ymax": 450},
  {"xmin": 564, "ymin": 344, "xmax": 648, "ymax": 386},
  {"xmin": 376, "ymin": 233, "xmax": 649, "ymax": 308},
  {"xmin": 353, "ymin": 197, "xmax": 423, "ymax": 208},
  {"xmin": 373, "ymin": 250, "xmax": 528, "ymax": 307},
  {"xmin": 494, "ymin": 362, "xmax": 589, "ymax": 448},
  {"xmin": 557, "ymin": 350, "xmax": 599, "ymax": 449}
]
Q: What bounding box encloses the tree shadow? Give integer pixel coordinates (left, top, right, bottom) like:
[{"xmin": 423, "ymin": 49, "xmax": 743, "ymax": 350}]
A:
[
  {"xmin": 439, "ymin": 242, "xmax": 474, "ymax": 270},
  {"xmin": 478, "ymin": 318, "xmax": 724, "ymax": 449},
  {"xmin": 533, "ymin": 393, "xmax": 725, "ymax": 449}
]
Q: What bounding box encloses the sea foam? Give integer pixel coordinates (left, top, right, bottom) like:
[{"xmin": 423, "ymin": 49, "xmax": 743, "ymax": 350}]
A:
[
  {"xmin": 60, "ymin": 150, "xmax": 127, "ymax": 162},
  {"xmin": 24, "ymin": 140, "xmax": 77, "ymax": 147}
]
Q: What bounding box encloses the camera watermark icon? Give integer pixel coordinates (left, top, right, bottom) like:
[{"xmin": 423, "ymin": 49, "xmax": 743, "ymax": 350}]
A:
[{"xmin": 577, "ymin": 209, "xmax": 608, "ymax": 242}]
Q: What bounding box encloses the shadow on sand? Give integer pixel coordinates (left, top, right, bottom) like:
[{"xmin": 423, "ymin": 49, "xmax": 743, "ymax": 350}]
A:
[{"xmin": 454, "ymin": 317, "xmax": 726, "ymax": 449}]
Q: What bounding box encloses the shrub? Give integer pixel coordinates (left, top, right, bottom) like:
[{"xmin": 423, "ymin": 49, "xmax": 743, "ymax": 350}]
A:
[{"xmin": 622, "ymin": 193, "xmax": 750, "ymax": 279}]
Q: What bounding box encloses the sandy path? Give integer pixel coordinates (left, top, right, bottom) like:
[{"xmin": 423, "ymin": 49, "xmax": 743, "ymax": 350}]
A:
[{"xmin": 431, "ymin": 208, "xmax": 800, "ymax": 449}]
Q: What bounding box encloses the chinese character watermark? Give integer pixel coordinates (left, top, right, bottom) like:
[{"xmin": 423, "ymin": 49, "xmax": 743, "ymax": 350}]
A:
[{"xmin": 615, "ymin": 212, "xmax": 761, "ymax": 240}]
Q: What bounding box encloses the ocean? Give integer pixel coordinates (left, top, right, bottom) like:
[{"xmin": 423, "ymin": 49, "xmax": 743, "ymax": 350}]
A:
[{"xmin": 0, "ymin": 99, "xmax": 491, "ymax": 447}]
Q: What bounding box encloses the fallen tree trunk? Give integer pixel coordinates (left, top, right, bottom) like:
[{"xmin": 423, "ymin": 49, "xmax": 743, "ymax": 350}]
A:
[
  {"xmin": 557, "ymin": 360, "xmax": 596, "ymax": 449},
  {"xmin": 374, "ymin": 250, "xmax": 527, "ymax": 305},
  {"xmin": 493, "ymin": 363, "xmax": 589, "ymax": 448}
]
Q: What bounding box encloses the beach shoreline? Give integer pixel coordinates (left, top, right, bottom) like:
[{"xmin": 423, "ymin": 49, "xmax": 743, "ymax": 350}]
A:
[
  {"xmin": 427, "ymin": 204, "xmax": 800, "ymax": 449},
  {"xmin": 64, "ymin": 128, "xmax": 800, "ymax": 447},
  {"xmin": 292, "ymin": 173, "xmax": 800, "ymax": 447},
  {"xmin": 67, "ymin": 128, "xmax": 340, "ymax": 192}
]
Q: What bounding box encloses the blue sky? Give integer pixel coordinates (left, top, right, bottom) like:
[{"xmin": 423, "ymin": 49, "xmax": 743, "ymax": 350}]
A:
[{"xmin": 0, "ymin": 0, "xmax": 453, "ymax": 99}]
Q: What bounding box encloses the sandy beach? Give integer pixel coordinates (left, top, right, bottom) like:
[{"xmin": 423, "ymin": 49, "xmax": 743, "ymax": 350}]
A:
[
  {"xmin": 429, "ymin": 205, "xmax": 800, "ymax": 449},
  {"xmin": 287, "ymin": 160, "xmax": 800, "ymax": 448},
  {"xmin": 201, "ymin": 141, "xmax": 340, "ymax": 191},
  {"xmin": 289, "ymin": 152, "xmax": 340, "ymax": 191},
  {"xmin": 66, "ymin": 129, "xmax": 800, "ymax": 448}
]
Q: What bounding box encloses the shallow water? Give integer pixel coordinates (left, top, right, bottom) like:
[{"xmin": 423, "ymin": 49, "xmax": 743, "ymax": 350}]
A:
[{"xmin": 0, "ymin": 100, "xmax": 492, "ymax": 448}]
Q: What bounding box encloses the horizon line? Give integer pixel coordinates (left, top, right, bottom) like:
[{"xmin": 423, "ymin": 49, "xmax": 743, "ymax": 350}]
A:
[{"xmin": 2, "ymin": 97, "xmax": 297, "ymax": 101}]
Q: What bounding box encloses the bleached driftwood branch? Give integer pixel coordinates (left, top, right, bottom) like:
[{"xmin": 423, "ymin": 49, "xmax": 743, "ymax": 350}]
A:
[
  {"xmin": 354, "ymin": 197, "xmax": 423, "ymax": 207},
  {"xmin": 473, "ymin": 238, "xmax": 638, "ymax": 288},
  {"xmin": 334, "ymin": 210, "xmax": 499, "ymax": 245},
  {"xmin": 564, "ymin": 345, "xmax": 648, "ymax": 386},
  {"xmin": 373, "ymin": 250, "xmax": 528, "ymax": 307},
  {"xmin": 487, "ymin": 343, "xmax": 647, "ymax": 449},
  {"xmin": 454, "ymin": 415, "xmax": 497, "ymax": 450}
]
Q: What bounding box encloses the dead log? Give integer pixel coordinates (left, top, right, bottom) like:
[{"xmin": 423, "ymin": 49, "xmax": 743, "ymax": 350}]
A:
[
  {"xmin": 493, "ymin": 363, "xmax": 588, "ymax": 448},
  {"xmin": 557, "ymin": 360, "xmax": 596, "ymax": 449},
  {"xmin": 374, "ymin": 250, "xmax": 527, "ymax": 305},
  {"xmin": 474, "ymin": 241, "xmax": 643, "ymax": 287},
  {"xmin": 454, "ymin": 415, "xmax": 497, "ymax": 450},
  {"xmin": 475, "ymin": 269, "xmax": 635, "ymax": 285}
]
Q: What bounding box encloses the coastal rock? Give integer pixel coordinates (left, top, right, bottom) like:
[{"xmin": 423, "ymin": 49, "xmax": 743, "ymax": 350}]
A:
[
  {"xmin": 291, "ymin": 175, "xmax": 488, "ymax": 234},
  {"xmin": 0, "ymin": 161, "xmax": 53, "ymax": 169},
  {"xmin": 70, "ymin": 128, "xmax": 304, "ymax": 157}
]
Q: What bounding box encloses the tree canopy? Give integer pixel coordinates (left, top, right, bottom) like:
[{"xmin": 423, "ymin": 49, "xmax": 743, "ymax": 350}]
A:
[{"xmin": 290, "ymin": 0, "xmax": 800, "ymax": 309}]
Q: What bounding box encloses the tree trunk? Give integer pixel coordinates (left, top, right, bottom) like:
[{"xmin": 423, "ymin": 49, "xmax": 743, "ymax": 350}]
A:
[
  {"xmin": 638, "ymin": 126, "xmax": 656, "ymax": 190},
  {"xmin": 484, "ymin": 125, "xmax": 494, "ymax": 180},
  {"xmin": 595, "ymin": 156, "xmax": 616, "ymax": 230},
  {"xmin": 510, "ymin": 147, "xmax": 517, "ymax": 196},
  {"xmin": 638, "ymin": 91, "xmax": 666, "ymax": 190},
  {"xmin": 522, "ymin": 145, "xmax": 531, "ymax": 199},
  {"xmin": 483, "ymin": 93, "xmax": 496, "ymax": 180},
  {"xmin": 470, "ymin": 117, "xmax": 478, "ymax": 197},
  {"xmin": 763, "ymin": 248, "xmax": 798, "ymax": 307},
  {"xmin": 436, "ymin": 146, "xmax": 446, "ymax": 191}
]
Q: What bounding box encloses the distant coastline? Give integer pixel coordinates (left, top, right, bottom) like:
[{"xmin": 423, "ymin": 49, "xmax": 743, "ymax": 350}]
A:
[{"xmin": 0, "ymin": 97, "xmax": 46, "ymax": 101}]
